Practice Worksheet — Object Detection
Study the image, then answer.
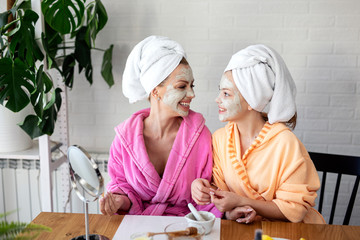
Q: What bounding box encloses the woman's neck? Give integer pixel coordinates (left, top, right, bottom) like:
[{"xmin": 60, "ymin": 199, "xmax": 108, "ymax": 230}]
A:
[{"xmin": 144, "ymin": 107, "xmax": 182, "ymax": 139}]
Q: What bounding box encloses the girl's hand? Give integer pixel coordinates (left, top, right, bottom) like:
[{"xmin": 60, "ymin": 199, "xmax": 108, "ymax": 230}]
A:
[
  {"xmin": 226, "ymin": 206, "xmax": 257, "ymax": 224},
  {"xmin": 99, "ymin": 192, "xmax": 130, "ymax": 215},
  {"xmin": 210, "ymin": 189, "xmax": 242, "ymax": 212},
  {"xmin": 191, "ymin": 178, "xmax": 213, "ymax": 205}
]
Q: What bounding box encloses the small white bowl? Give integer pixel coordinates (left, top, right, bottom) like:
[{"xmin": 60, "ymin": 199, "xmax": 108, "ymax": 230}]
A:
[{"xmin": 184, "ymin": 211, "xmax": 216, "ymax": 235}]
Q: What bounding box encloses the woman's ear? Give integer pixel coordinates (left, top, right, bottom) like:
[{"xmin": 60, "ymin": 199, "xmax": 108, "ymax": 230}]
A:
[
  {"xmin": 247, "ymin": 105, "xmax": 253, "ymax": 111},
  {"xmin": 151, "ymin": 88, "xmax": 161, "ymax": 101}
]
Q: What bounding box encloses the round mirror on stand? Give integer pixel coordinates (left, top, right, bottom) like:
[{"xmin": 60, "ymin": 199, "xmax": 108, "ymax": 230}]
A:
[{"xmin": 68, "ymin": 145, "xmax": 109, "ymax": 240}]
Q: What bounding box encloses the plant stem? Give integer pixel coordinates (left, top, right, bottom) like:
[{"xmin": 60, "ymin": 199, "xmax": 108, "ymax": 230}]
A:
[
  {"xmin": 56, "ymin": 46, "xmax": 75, "ymax": 50},
  {"xmin": 7, "ymin": 0, "xmax": 16, "ymax": 42},
  {"xmin": 92, "ymin": 47, "xmax": 105, "ymax": 52}
]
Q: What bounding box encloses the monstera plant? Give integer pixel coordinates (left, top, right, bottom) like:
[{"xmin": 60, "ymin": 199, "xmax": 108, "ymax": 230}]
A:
[{"xmin": 0, "ymin": 0, "xmax": 114, "ymax": 139}]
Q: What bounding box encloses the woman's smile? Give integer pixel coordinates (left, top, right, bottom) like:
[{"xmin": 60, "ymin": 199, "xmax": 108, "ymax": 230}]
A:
[{"xmin": 179, "ymin": 100, "xmax": 191, "ymax": 111}]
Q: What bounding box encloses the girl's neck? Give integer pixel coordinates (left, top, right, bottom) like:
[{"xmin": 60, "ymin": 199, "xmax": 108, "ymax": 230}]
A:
[{"xmin": 235, "ymin": 113, "xmax": 266, "ymax": 140}]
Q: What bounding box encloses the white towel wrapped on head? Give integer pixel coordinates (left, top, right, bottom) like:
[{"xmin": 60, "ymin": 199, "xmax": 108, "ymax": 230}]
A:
[
  {"xmin": 225, "ymin": 44, "xmax": 297, "ymax": 124},
  {"xmin": 122, "ymin": 35, "xmax": 186, "ymax": 103}
]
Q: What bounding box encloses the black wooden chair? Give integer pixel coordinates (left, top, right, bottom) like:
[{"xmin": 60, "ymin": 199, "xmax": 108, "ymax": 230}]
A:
[{"xmin": 309, "ymin": 152, "xmax": 360, "ymax": 225}]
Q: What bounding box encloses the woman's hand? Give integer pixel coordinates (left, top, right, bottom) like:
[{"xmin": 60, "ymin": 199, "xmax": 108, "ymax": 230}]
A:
[
  {"xmin": 191, "ymin": 178, "xmax": 213, "ymax": 205},
  {"xmin": 210, "ymin": 189, "xmax": 242, "ymax": 212},
  {"xmin": 225, "ymin": 206, "xmax": 257, "ymax": 224},
  {"xmin": 212, "ymin": 189, "xmax": 287, "ymax": 222},
  {"xmin": 99, "ymin": 192, "xmax": 131, "ymax": 215}
]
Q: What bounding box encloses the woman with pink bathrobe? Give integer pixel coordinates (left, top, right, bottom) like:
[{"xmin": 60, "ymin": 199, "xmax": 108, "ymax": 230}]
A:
[{"xmin": 99, "ymin": 36, "xmax": 221, "ymax": 217}]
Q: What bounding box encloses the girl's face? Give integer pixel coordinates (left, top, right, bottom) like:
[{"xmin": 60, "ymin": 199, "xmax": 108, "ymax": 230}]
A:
[
  {"xmin": 159, "ymin": 64, "xmax": 195, "ymax": 116},
  {"xmin": 215, "ymin": 71, "xmax": 245, "ymax": 122}
]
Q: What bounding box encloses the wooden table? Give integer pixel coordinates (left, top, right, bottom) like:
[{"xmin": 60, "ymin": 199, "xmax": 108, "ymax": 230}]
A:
[
  {"xmin": 32, "ymin": 212, "xmax": 360, "ymax": 240},
  {"xmin": 261, "ymin": 221, "xmax": 360, "ymax": 240}
]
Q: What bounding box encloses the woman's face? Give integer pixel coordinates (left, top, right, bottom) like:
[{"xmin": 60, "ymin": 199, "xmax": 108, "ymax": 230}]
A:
[
  {"xmin": 159, "ymin": 64, "xmax": 195, "ymax": 116},
  {"xmin": 215, "ymin": 71, "xmax": 246, "ymax": 122}
]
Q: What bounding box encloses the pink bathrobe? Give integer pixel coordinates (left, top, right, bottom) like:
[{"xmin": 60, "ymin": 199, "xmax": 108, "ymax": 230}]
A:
[{"xmin": 107, "ymin": 108, "xmax": 221, "ymax": 217}]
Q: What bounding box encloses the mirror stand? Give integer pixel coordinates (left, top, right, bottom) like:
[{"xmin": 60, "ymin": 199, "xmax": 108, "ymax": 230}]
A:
[
  {"xmin": 68, "ymin": 145, "xmax": 109, "ymax": 240},
  {"xmin": 70, "ymin": 202, "xmax": 106, "ymax": 240},
  {"xmin": 85, "ymin": 202, "xmax": 90, "ymax": 239}
]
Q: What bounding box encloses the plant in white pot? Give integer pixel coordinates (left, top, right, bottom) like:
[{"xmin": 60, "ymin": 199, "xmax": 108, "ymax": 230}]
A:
[
  {"xmin": 0, "ymin": 100, "xmax": 33, "ymax": 152},
  {"xmin": 0, "ymin": 0, "xmax": 114, "ymax": 146}
]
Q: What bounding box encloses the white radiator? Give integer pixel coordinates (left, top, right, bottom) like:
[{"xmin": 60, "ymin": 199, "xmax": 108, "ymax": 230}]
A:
[{"xmin": 0, "ymin": 153, "xmax": 110, "ymax": 223}]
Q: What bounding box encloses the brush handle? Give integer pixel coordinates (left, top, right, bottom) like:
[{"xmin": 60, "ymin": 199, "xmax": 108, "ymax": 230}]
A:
[
  {"xmin": 188, "ymin": 203, "xmax": 206, "ymax": 221},
  {"xmin": 147, "ymin": 227, "xmax": 197, "ymax": 237}
]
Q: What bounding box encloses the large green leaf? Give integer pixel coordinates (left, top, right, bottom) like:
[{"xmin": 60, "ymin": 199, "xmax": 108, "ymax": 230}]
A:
[
  {"xmin": 39, "ymin": 87, "xmax": 62, "ymax": 136},
  {"xmin": 41, "ymin": 23, "xmax": 63, "ymax": 70},
  {"xmin": 93, "ymin": 0, "xmax": 108, "ymax": 32},
  {"xmin": 17, "ymin": 0, "xmax": 32, "ymax": 11},
  {"xmin": 30, "ymin": 65, "xmax": 53, "ymax": 118},
  {"xmin": 62, "ymin": 53, "xmax": 76, "ymax": 88},
  {"xmin": 41, "ymin": 0, "xmax": 85, "ymax": 35},
  {"xmin": 0, "ymin": 58, "xmax": 35, "ymax": 112},
  {"xmin": 19, "ymin": 115, "xmax": 44, "ymax": 139},
  {"xmin": 9, "ymin": 9, "xmax": 44, "ymax": 67},
  {"xmin": 101, "ymin": 44, "xmax": 114, "ymax": 87},
  {"xmin": 21, "ymin": 88, "xmax": 62, "ymax": 138},
  {"xmin": 86, "ymin": 0, "xmax": 108, "ymax": 46},
  {"xmin": 74, "ymin": 26, "xmax": 92, "ymax": 84}
]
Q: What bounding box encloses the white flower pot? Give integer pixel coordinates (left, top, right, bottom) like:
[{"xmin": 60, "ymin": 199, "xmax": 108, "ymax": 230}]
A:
[{"xmin": 0, "ymin": 104, "xmax": 33, "ymax": 153}]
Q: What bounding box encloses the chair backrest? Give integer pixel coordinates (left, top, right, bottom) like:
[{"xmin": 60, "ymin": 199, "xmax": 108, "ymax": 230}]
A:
[{"xmin": 308, "ymin": 151, "xmax": 360, "ymax": 225}]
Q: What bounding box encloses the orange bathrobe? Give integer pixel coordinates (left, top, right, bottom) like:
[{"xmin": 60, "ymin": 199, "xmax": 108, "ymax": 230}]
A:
[{"xmin": 212, "ymin": 122, "xmax": 325, "ymax": 224}]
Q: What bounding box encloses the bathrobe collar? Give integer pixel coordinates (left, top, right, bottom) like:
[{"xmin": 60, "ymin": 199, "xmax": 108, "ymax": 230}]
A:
[{"xmin": 114, "ymin": 108, "xmax": 205, "ymax": 201}]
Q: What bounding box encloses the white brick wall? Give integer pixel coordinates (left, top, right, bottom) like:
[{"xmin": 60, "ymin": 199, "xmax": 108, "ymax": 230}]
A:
[
  {"xmin": 59, "ymin": 0, "xmax": 360, "ymax": 225},
  {"xmin": 62, "ymin": 0, "xmax": 360, "ymax": 157}
]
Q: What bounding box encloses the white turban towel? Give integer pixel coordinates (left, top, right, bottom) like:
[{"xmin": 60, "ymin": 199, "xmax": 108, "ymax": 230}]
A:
[
  {"xmin": 122, "ymin": 35, "xmax": 186, "ymax": 103},
  {"xmin": 224, "ymin": 44, "xmax": 296, "ymax": 124}
]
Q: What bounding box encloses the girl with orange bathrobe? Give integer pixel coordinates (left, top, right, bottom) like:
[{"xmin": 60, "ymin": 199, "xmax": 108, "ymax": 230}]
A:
[{"xmin": 191, "ymin": 44, "xmax": 325, "ymax": 224}]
